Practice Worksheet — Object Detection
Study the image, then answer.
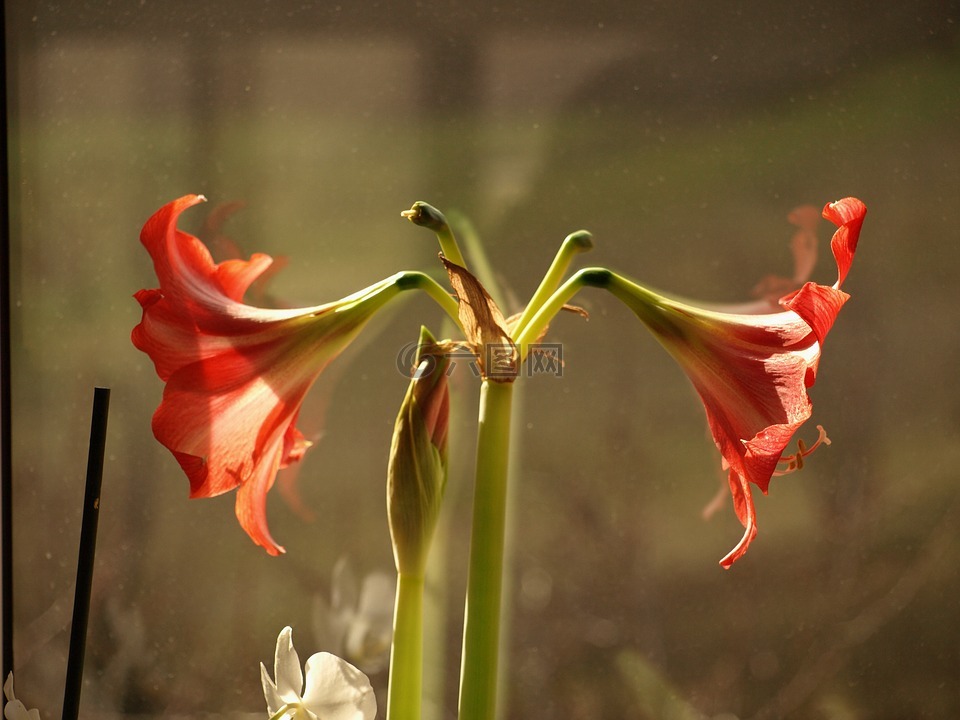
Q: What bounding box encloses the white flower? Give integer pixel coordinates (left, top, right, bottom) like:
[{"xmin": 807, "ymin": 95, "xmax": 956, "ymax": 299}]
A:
[
  {"xmin": 261, "ymin": 626, "xmax": 376, "ymax": 720},
  {"xmin": 3, "ymin": 674, "xmax": 41, "ymax": 720},
  {"xmin": 313, "ymin": 557, "xmax": 395, "ymax": 674}
]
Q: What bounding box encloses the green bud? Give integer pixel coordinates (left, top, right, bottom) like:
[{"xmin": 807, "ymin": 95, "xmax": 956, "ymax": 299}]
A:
[
  {"xmin": 400, "ymin": 201, "xmax": 467, "ymax": 269},
  {"xmin": 400, "ymin": 201, "xmax": 449, "ymax": 233},
  {"xmin": 387, "ymin": 327, "xmax": 451, "ymax": 575}
]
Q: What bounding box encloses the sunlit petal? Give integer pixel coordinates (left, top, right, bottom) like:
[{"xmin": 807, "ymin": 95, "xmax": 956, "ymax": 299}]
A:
[
  {"xmin": 274, "ymin": 626, "xmax": 305, "ymax": 700},
  {"xmin": 132, "ymin": 196, "xmax": 404, "ymax": 553},
  {"xmin": 2, "ymin": 675, "xmax": 41, "ymax": 720},
  {"xmin": 301, "ymin": 652, "xmax": 377, "ymax": 720}
]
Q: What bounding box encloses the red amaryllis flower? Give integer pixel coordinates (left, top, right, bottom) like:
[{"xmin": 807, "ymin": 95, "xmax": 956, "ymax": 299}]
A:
[
  {"xmin": 133, "ymin": 194, "xmax": 413, "ymax": 555},
  {"xmin": 604, "ymin": 197, "xmax": 866, "ymax": 567}
]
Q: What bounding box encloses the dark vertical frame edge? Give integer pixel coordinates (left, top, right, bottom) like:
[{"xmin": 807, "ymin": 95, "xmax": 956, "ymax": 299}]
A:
[{"xmin": 1, "ymin": 0, "xmax": 15, "ymax": 683}]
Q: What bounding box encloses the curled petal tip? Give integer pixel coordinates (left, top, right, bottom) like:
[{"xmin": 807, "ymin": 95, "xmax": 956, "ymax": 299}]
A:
[
  {"xmin": 173, "ymin": 193, "xmax": 207, "ymax": 210},
  {"xmin": 718, "ymin": 471, "xmax": 758, "ymax": 569},
  {"xmin": 822, "ymin": 196, "xmax": 866, "ymax": 290},
  {"xmin": 718, "ymin": 520, "xmax": 758, "ymax": 569},
  {"xmin": 822, "ymin": 196, "xmax": 866, "ymax": 225}
]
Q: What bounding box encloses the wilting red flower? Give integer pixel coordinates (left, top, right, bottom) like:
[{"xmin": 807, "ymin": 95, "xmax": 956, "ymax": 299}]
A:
[
  {"xmin": 606, "ymin": 198, "xmax": 866, "ymax": 567},
  {"xmin": 133, "ymin": 194, "xmax": 409, "ymax": 555}
]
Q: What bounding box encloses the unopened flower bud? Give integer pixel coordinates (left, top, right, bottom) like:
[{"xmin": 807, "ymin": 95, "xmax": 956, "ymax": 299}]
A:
[{"xmin": 387, "ymin": 327, "xmax": 451, "ymax": 575}]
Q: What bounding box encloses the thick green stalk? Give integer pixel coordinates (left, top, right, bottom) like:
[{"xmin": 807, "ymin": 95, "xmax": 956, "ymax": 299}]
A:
[
  {"xmin": 458, "ymin": 380, "xmax": 515, "ymax": 720},
  {"xmin": 386, "ymin": 572, "xmax": 426, "ymax": 720}
]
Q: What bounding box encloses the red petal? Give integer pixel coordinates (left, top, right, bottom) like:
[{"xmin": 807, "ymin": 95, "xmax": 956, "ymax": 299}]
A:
[
  {"xmin": 134, "ymin": 288, "xmax": 162, "ymax": 310},
  {"xmin": 780, "ymin": 282, "xmax": 849, "ymax": 350},
  {"xmin": 133, "ymin": 197, "xmax": 405, "ymax": 555},
  {"xmin": 822, "ymin": 197, "xmax": 866, "ymax": 288},
  {"xmin": 778, "ymin": 198, "xmax": 864, "ymax": 347},
  {"xmin": 742, "ymin": 419, "xmax": 809, "ymax": 494},
  {"xmin": 235, "ymin": 435, "xmax": 287, "ymax": 556},
  {"xmin": 719, "ymin": 470, "xmax": 758, "ymax": 569},
  {"xmin": 137, "ymin": 195, "xmax": 279, "ymax": 327},
  {"xmin": 215, "ymin": 253, "xmax": 276, "ymax": 302},
  {"xmin": 151, "ymin": 346, "xmax": 317, "ymax": 499}
]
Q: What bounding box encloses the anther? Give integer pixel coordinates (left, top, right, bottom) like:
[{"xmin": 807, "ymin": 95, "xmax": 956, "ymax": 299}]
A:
[{"xmin": 773, "ymin": 425, "xmax": 830, "ymax": 476}]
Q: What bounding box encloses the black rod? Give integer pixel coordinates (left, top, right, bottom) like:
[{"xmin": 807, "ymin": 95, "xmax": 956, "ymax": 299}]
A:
[
  {"xmin": 61, "ymin": 387, "xmax": 110, "ymax": 720},
  {"xmin": 1, "ymin": 0, "xmax": 16, "ymax": 680}
]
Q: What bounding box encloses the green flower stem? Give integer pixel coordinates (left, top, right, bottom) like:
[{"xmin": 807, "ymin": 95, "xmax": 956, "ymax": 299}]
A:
[
  {"xmin": 386, "ymin": 571, "xmax": 426, "ymax": 720},
  {"xmin": 458, "ymin": 379, "xmax": 515, "ymax": 720},
  {"xmin": 268, "ymin": 704, "xmax": 294, "ymax": 720},
  {"xmin": 401, "ymin": 202, "xmax": 468, "ymax": 269},
  {"xmin": 398, "ymin": 271, "xmax": 464, "ymax": 330},
  {"xmin": 591, "ymin": 270, "xmax": 689, "ymax": 335},
  {"xmin": 422, "ymin": 522, "xmax": 450, "ymax": 720},
  {"xmin": 513, "ymin": 267, "xmax": 612, "ymax": 363},
  {"xmin": 511, "ymin": 230, "xmax": 593, "ymax": 338},
  {"xmin": 601, "ymin": 270, "xmax": 659, "ymax": 308},
  {"xmin": 451, "ymin": 211, "xmax": 505, "ymax": 309}
]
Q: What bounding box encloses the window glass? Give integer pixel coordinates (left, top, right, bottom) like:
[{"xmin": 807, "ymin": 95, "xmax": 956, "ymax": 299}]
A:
[{"xmin": 4, "ymin": 2, "xmax": 959, "ymax": 718}]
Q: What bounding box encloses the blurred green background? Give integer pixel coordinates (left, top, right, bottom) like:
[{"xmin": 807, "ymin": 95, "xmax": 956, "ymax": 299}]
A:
[{"xmin": 4, "ymin": 1, "xmax": 959, "ymax": 718}]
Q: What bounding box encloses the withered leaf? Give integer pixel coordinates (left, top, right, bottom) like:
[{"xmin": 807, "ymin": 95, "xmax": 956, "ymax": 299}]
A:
[{"xmin": 441, "ymin": 255, "xmax": 518, "ymax": 382}]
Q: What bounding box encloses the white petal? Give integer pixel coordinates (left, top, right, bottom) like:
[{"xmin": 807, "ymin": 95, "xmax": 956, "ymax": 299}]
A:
[
  {"xmin": 2, "ymin": 674, "xmax": 13, "ymax": 703},
  {"xmin": 3, "ymin": 699, "xmax": 34, "ymax": 720},
  {"xmin": 274, "ymin": 627, "xmax": 305, "ymax": 700},
  {"xmin": 260, "ymin": 662, "xmax": 285, "ymax": 715},
  {"xmin": 301, "ymin": 652, "xmax": 377, "ymax": 720}
]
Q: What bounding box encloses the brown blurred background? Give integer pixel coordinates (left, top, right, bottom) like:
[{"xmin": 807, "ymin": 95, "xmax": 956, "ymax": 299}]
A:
[{"xmin": 5, "ymin": 1, "xmax": 959, "ymax": 718}]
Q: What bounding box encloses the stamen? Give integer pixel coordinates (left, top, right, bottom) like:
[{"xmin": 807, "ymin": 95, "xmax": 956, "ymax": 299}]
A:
[
  {"xmin": 794, "ymin": 439, "xmax": 806, "ymax": 470},
  {"xmin": 268, "ymin": 703, "xmax": 296, "ymax": 720},
  {"xmin": 773, "ymin": 425, "xmax": 830, "ymax": 476}
]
